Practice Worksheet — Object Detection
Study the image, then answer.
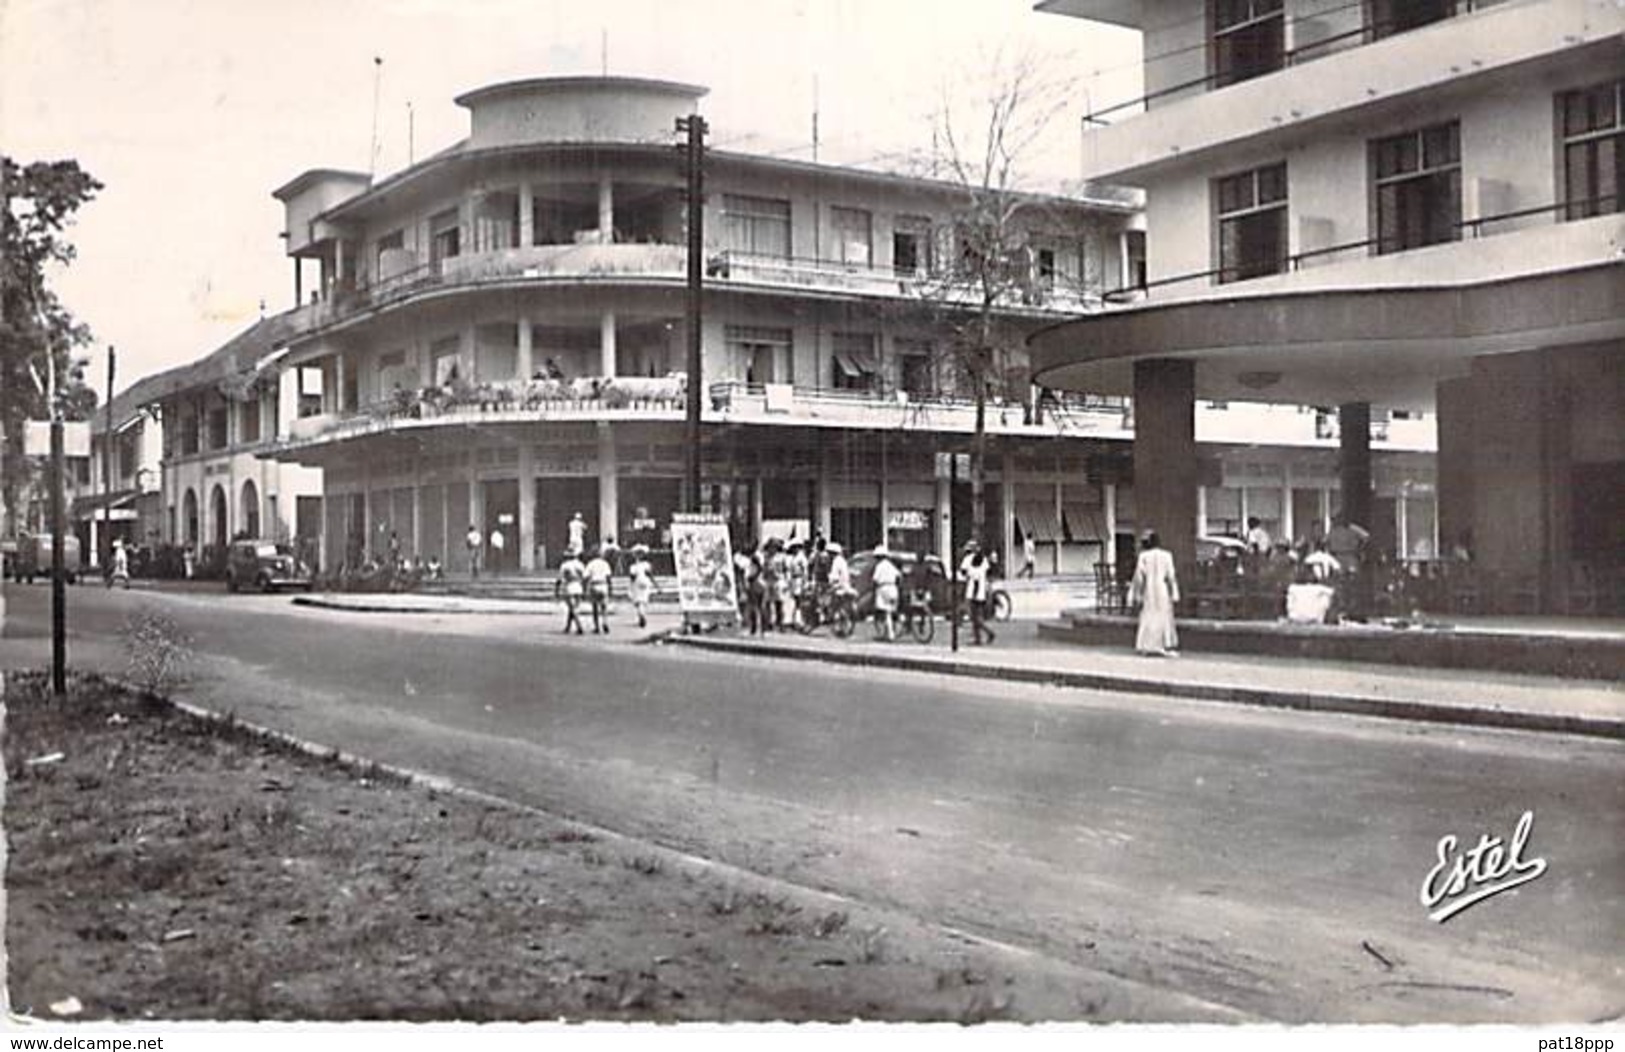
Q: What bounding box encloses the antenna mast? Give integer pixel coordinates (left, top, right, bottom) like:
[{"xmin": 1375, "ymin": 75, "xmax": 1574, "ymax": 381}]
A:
[{"xmin": 368, "ymin": 56, "xmax": 384, "ymax": 180}]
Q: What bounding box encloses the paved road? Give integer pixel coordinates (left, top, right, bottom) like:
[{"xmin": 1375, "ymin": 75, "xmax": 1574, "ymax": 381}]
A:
[{"xmin": 3, "ymin": 582, "xmax": 1621, "ymax": 1023}]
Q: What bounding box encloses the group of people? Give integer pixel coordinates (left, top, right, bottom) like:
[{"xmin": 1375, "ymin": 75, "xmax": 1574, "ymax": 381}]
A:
[
  {"xmin": 555, "ymin": 542, "xmax": 657, "ymax": 635},
  {"xmin": 733, "ymin": 535, "xmax": 847, "ymax": 635}
]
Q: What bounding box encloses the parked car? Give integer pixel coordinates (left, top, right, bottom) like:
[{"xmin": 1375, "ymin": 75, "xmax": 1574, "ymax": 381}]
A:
[
  {"xmin": 1196, "ymin": 534, "xmax": 1249, "ymax": 566},
  {"xmin": 225, "ymin": 539, "xmax": 314, "ymax": 593},
  {"xmin": 10, "ymin": 532, "xmax": 81, "ymax": 584},
  {"xmin": 846, "ymin": 549, "xmax": 1012, "ymax": 621}
]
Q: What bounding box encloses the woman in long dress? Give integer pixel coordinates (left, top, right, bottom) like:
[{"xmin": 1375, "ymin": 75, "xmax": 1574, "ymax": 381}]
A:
[{"xmin": 1130, "ymin": 530, "xmax": 1180, "ymax": 656}]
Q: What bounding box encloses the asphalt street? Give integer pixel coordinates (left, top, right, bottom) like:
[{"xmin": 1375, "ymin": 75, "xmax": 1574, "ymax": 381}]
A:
[{"xmin": 2, "ymin": 581, "xmax": 1621, "ymax": 1023}]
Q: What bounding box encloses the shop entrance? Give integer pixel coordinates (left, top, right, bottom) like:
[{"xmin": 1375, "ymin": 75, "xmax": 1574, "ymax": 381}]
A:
[
  {"xmin": 482, "ymin": 479, "xmax": 520, "ymax": 573},
  {"xmin": 536, "ymin": 477, "xmax": 599, "ymax": 568}
]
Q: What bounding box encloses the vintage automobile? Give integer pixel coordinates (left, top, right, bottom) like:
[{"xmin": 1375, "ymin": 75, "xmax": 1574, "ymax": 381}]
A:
[
  {"xmin": 225, "ymin": 539, "xmax": 314, "ymax": 593},
  {"xmin": 10, "ymin": 532, "xmax": 82, "ymax": 584},
  {"xmin": 846, "ymin": 549, "xmax": 1012, "ymax": 622}
]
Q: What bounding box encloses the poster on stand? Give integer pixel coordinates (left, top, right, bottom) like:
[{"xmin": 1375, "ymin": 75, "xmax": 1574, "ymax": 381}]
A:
[{"xmin": 671, "ymin": 512, "xmax": 738, "ymax": 627}]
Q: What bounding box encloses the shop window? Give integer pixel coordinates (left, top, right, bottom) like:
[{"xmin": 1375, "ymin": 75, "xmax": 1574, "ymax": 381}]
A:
[
  {"xmin": 1216, "ymin": 162, "xmax": 1287, "ymax": 282},
  {"xmin": 1372, "ymin": 122, "xmax": 1460, "ymax": 254},
  {"xmin": 1212, "ymin": 0, "xmax": 1283, "ymax": 88},
  {"xmin": 1561, "ymin": 79, "xmax": 1623, "ymax": 220}
]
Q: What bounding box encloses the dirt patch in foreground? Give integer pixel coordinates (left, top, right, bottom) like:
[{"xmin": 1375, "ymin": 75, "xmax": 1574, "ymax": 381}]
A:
[{"xmin": 4, "ymin": 672, "xmax": 1109, "ymax": 1022}]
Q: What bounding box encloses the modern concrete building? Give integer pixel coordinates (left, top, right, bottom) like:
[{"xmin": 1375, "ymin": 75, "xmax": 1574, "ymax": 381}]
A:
[{"xmin": 1032, "ymin": 0, "xmax": 1624, "ymax": 612}]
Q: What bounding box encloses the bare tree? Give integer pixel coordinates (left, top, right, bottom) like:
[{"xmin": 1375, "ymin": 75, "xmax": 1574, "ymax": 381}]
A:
[{"xmin": 904, "ymin": 49, "xmax": 1096, "ymax": 554}]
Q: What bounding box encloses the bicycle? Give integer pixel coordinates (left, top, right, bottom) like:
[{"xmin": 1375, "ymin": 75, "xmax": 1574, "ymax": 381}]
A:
[{"xmin": 794, "ymin": 585, "xmax": 854, "ymax": 638}]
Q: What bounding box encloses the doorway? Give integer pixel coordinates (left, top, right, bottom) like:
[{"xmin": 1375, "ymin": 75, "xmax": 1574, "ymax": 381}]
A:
[{"xmin": 482, "ymin": 479, "xmax": 520, "ymax": 573}]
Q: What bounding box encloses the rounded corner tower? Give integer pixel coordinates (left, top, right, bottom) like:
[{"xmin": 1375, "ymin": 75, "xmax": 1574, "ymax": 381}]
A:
[{"xmin": 454, "ymin": 76, "xmax": 708, "ymax": 149}]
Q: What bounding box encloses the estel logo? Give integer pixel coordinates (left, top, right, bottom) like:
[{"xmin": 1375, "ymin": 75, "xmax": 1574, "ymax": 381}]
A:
[{"xmin": 1421, "ymin": 810, "xmax": 1548, "ymax": 923}]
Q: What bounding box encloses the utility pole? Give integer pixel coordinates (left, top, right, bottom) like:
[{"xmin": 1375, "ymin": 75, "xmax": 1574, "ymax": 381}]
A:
[
  {"xmin": 676, "ymin": 113, "xmax": 708, "ymax": 512},
  {"xmin": 101, "ymin": 346, "xmax": 115, "ymax": 578},
  {"xmin": 46, "ymin": 330, "xmax": 66, "ymax": 696}
]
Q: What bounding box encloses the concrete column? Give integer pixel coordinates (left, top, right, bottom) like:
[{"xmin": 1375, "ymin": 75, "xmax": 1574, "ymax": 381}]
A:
[
  {"xmin": 1103, "ymin": 482, "xmax": 1118, "ymax": 571},
  {"xmin": 465, "ymin": 324, "xmax": 478, "ymax": 382},
  {"xmin": 517, "ymin": 317, "xmax": 533, "ymax": 381},
  {"xmin": 1435, "ymin": 376, "xmax": 1474, "ymax": 561},
  {"xmin": 598, "ymin": 176, "xmax": 614, "ymax": 242},
  {"xmin": 752, "ymin": 476, "xmax": 765, "ymax": 546},
  {"xmin": 1197, "ymin": 486, "xmax": 1209, "ymax": 537},
  {"xmin": 518, "ymin": 182, "xmax": 534, "ymax": 246},
  {"xmin": 411, "ymin": 475, "xmax": 423, "ymax": 560},
  {"xmin": 1053, "ymin": 478, "xmax": 1064, "ymax": 575},
  {"xmin": 333, "ymin": 355, "xmax": 347, "ymax": 412},
  {"xmin": 878, "ymin": 469, "xmax": 890, "ymax": 549},
  {"xmin": 1132, "ymin": 358, "xmax": 1199, "ymax": 575},
  {"xmin": 1338, "ymin": 402, "xmax": 1373, "ymax": 532},
  {"xmin": 600, "ymin": 311, "xmax": 617, "ymax": 378},
  {"xmin": 596, "ymin": 424, "xmax": 618, "ymax": 549},
  {"xmin": 518, "ymin": 445, "xmax": 536, "ymax": 572},
  {"xmin": 334, "ymin": 240, "xmax": 347, "ymax": 290},
  {"xmin": 1280, "ymin": 468, "xmax": 1294, "ymax": 551},
  {"xmin": 815, "ymin": 473, "xmax": 832, "ymax": 538},
  {"xmin": 935, "ymin": 476, "xmax": 952, "ymax": 558}
]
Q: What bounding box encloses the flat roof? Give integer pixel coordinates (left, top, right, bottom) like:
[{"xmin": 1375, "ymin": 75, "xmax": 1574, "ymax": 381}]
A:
[{"xmin": 454, "ymin": 76, "xmax": 707, "ymax": 109}]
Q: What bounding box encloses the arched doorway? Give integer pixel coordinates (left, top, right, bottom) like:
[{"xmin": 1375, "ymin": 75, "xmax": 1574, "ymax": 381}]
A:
[
  {"xmin": 210, "ymin": 484, "xmax": 228, "ymax": 548},
  {"xmin": 183, "ymin": 489, "xmax": 199, "ymax": 546},
  {"xmin": 241, "ymin": 479, "xmax": 260, "ymax": 539}
]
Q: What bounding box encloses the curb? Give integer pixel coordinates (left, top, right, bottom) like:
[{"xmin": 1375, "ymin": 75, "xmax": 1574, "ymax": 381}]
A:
[
  {"xmin": 292, "ymin": 595, "xmax": 548, "ymax": 616},
  {"xmin": 667, "ymin": 636, "xmax": 1625, "ymax": 742}
]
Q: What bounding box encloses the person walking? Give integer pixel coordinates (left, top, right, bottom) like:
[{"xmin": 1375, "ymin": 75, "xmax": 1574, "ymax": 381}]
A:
[
  {"xmin": 871, "ymin": 546, "xmax": 901, "ymax": 642},
  {"xmin": 584, "ymin": 545, "xmax": 613, "ymax": 634},
  {"xmin": 558, "ymin": 550, "xmax": 587, "ymax": 635},
  {"xmin": 960, "ymin": 541, "xmax": 996, "ymax": 645},
  {"xmin": 1129, "ymin": 530, "xmax": 1180, "ymax": 656},
  {"xmin": 628, "ymin": 544, "xmax": 655, "ymax": 628},
  {"xmin": 1019, "ymin": 533, "xmax": 1036, "ymax": 579},
  {"xmin": 465, "ymin": 524, "xmax": 482, "ymax": 579},
  {"xmin": 488, "ymin": 525, "xmax": 506, "ymax": 572},
  {"xmin": 108, "ymin": 539, "xmax": 130, "ymax": 589},
  {"xmin": 567, "ymin": 511, "xmax": 588, "ymax": 558}
]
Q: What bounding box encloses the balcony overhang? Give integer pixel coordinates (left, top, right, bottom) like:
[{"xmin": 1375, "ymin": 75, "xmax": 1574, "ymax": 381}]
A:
[
  {"xmin": 1029, "ymin": 261, "xmax": 1625, "ymax": 410},
  {"xmin": 1033, "ymin": 0, "xmax": 1146, "ymax": 29}
]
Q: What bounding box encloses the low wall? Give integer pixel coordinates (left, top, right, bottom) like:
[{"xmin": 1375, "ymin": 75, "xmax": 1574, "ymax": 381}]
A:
[{"xmin": 1040, "ymin": 613, "xmax": 1625, "ymax": 681}]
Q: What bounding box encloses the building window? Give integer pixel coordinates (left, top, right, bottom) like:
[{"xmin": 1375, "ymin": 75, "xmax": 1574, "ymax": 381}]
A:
[
  {"xmin": 430, "ymin": 335, "xmax": 467, "ymax": 386},
  {"xmin": 239, "ymin": 398, "xmax": 260, "ymax": 444},
  {"xmin": 1212, "ymin": 0, "xmax": 1283, "ymax": 89},
  {"xmin": 180, "ymin": 413, "xmax": 199, "ymax": 455},
  {"xmin": 1372, "ymin": 122, "xmax": 1460, "ymax": 255},
  {"xmin": 375, "ymin": 228, "xmax": 405, "ymax": 276},
  {"xmin": 825, "ymin": 206, "xmax": 872, "ymax": 266},
  {"xmin": 1125, "ymin": 230, "xmax": 1147, "ymax": 289},
  {"xmin": 1216, "ymin": 162, "xmax": 1288, "ymax": 282},
  {"xmin": 1561, "ymin": 79, "xmax": 1623, "ymax": 220},
  {"xmin": 895, "ymin": 338, "xmax": 935, "ymax": 398},
  {"xmin": 118, "ymin": 433, "xmax": 138, "ymax": 481},
  {"xmin": 726, "ymin": 326, "xmax": 791, "ymax": 385},
  {"xmin": 297, "ymin": 366, "xmax": 323, "ymax": 418},
  {"xmin": 430, "ymin": 209, "xmax": 461, "ymax": 266},
  {"xmin": 831, "ymin": 332, "xmax": 879, "ymax": 393},
  {"xmin": 207, "ymin": 406, "xmax": 229, "ymax": 450},
  {"xmin": 1368, "ymin": 0, "xmax": 1456, "ymax": 41},
  {"xmin": 722, "ymin": 195, "xmax": 791, "ymax": 257},
  {"xmin": 893, "ymin": 216, "xmax": 932, "ymax": 275}
]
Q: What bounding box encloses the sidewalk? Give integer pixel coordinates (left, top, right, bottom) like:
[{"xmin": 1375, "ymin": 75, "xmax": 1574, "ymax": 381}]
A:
[
  {"xmin": 665, "ymin": 622, "xmax": 1625, "ymax": 742},
  {"xmin": 285, "ymin": 589, "xmax": 1624, "ymax": 741}
]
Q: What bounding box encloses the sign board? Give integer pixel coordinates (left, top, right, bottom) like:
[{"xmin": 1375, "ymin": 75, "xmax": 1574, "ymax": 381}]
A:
[
  {"xmin": 670, "ymin": 512, "xmax": 738, "ymax": 626},
  {"xmin": 24, "ymin": 420, "xmax": 91, "ymax": 458},
  {"xmin": 933, "ymin": 452, "xmax": 971, "ymax": 480},
  {"xmin": 887, "ymin": 509, "xmax": 929, "ymax": 531}
]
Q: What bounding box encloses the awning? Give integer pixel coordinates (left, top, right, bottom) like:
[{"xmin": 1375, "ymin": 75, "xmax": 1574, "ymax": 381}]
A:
[
  {"xmin": 1062, "ymin": 501, "xmax": 1106, "ymax": 543},
  {"xmin": 1014, "ymin": 501, "xmax": 1063, "ymax": 544},
  {"xmin": 833, "ymin": 351, "xmax": 877, "ymax": 378}
]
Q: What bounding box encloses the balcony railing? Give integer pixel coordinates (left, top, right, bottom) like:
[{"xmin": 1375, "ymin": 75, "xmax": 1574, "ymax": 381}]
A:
[
  {"xmin": 1082, "ymin": 0, "xmax": 1502, "ymax": 124},
  {"xmin": 1102, "ymin": 194, "xmax": 1619, "ymax": 303},
  {"xmin": 709, "ymin": 251, "xmax": 1102, "ymax": 314},
  {"xmin": 276, "ymin": 375, "xmax": 1131, "ymax": 448}
]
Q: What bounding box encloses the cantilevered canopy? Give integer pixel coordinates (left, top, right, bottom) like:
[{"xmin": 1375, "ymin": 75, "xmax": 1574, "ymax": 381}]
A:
[{"xmin": 1030, "ymin": 262, "xmax": 1625, "ymax": 411}]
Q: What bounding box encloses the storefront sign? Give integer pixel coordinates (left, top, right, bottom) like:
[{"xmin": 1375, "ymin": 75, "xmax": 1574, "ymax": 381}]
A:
[
  {"xmin": 671, "ymin": 513, "xmax": 738, "ymax": 623},
  {"xmin": 887, "ymin": 509, "xmax": 929, "ymax": 531}
]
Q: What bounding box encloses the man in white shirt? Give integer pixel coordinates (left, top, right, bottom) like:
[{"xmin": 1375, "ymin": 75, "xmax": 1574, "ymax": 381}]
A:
[
  {"xmin": 870, "ymin": 547, "xmax": 902, "ymax": 641},
  {"xmin": 466, "ymin": 524, "xmax": 482, "ymax": 579},
  {"xmin": 584, "ymin": 546, "xmax": 614, "ymax": 634},
  {"xmin": 567, "ymin": 512, "xmax": 588, "ymax": 557},
  {"xmin": 827, "ymin": 543, "xmax": 852, "ymax": 595},
  {"xmin": 959, "ymin": 540, "xmax": 996, "ymax": 645}
]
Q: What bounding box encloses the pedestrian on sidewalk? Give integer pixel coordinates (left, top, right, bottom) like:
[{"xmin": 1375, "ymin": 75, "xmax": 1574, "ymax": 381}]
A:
[
  {"xmin": 1019, "ymin": 533, "xmax": 1036, "ymax": 579},
  {"xmin": 871, "ymin": 546, "xmax": 901, "ymax": 642},
  {"xmin": 488, "ymin": 526, "xmax": 506, "ymax": 571},
  {"xmin": 567, "ymin": 511, "xmax": 588, "ymax": 558},
  {"xmin": 585, "ymin": 545, "xmax": 613, "ymax": 634},
  {"xmin": 466, "ymin": 524, "xmax": 482, "ymax": 579},
  {"xmin": 1129, "ymin": 530, "xmax": 1180, "ymax": 657},
  {"xmin": 108, "ymin": 539, "xmax": 130, "ymax": 589},
  {"xmin": 559, "ymin": 551, "xmax": 587, "ymax": 635},
  {"xmin": 960, "ymin": 541, "xmax": 996, "ymax": 646},
  {"xmin": 628, "ymin": 544, "xmax": 654, "ymax": 628}
]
